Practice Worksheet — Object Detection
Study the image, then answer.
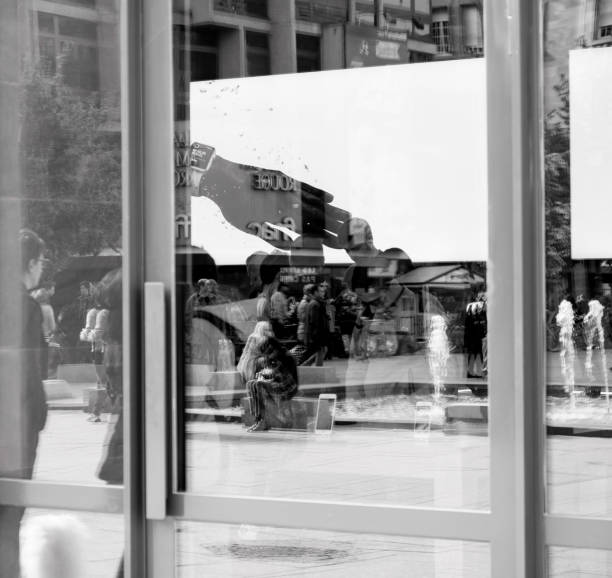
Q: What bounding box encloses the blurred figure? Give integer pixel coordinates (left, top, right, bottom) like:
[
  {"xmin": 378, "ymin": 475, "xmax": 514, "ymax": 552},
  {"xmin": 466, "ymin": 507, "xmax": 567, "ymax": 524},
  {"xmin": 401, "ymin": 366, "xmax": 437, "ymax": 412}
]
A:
[
  {"xmin": 0, "ymin": 229, "xmax": 49, "ymax": 578},
  {"xmin": 185, "ymin": 278, "xmax": 210, "ymax": 317},
  {"xmin": 237, "ymin": 321, "xmax": 273, "ymax": 384},
  {"xmin": 464, "ymin": 291, "xmax": 487, "ymax": 379},
  {"xmin": 57, "ymin": 280, "xmax": 94, "ymax": 363},
  {"xmin": 270, "ymin": 283, "xmax": 289, "ymax": 338},
  {"xmin": 95, "ymin": 268, "xmax": 123, "ymax": 577},
  {"xmin": 96, "ymin": 268, "xmax": 123, "ymax": 485},
  {"xmin": 80, "ymin": 287, "xmax": 109, "ymax": 423},
  {"xmin": 301, "ymin": 282, "xmax": 330, "ymax": 366},
  {"xmin": 350, "ymin": 300, "xmax": 368, "ymax": 361},
  {"xmin": 31, "ymin": 286, "xmax": 56, "ymax": 346},
  {"xmin": 31, "ymin": 287, "xmax": 55, "ymax": 380},
  {"xmin": 246, "ymin": 337, "xmax": 299, "ymax": 432},
  {"xmin": 334, "ymin": 283, "xmax": 358, "ymax": 356},
  {"xmin": 20, "ymin": 514, "xmax": 87, "ymax": 578}
]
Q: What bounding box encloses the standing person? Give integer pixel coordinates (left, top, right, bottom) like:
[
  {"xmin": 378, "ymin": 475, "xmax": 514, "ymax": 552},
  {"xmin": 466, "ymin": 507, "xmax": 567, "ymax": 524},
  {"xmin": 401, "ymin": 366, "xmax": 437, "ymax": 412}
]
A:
[
  {"xmin": 94, "ymin": 268, "xmax": 124, "ymax": 578},
  {"xmin": 301, "ymin": 282, "xmax": 330, "ymax": 367},
  {"xmin": 34, "ymin": 282, "xmax": 61, "ymax": 378},
  {"xmin": 80, "ymin": 289, "xmax": 109, "ymax": 423},
  {"xmin": 31, "ymin": 286, "xmax": 56, "ymax": 346},
  {"xmin": 289, "ymin": 284, "xmax": 314, "ymax": 365},
  {"xmin": 296, "ymin": 284, "xmax": 314, "ymax": 345},
  {"xmin": 334, "ymin": 283, "xmax": 358, "ymax": 356},
  {"xmin": 57, "ymin": 280, "xmax": 93, "ymax": 363},
  {"xmin": 270, "ymin": 283, "xmax": 289, "ymax": 338},
  {"xmin": 464, "ymin": 291, "xmax": 487, "ymax": 381},
  {"xmin": 0, "ymin": 229, "xmax": 49, "ymax": 578},
  {"xmin": 31, "ymin": 287, "xmax": 55, "ymax": 379},
  {"xmin": 350, "ymin": 300, "xmax": 368, "ymax": 360}
]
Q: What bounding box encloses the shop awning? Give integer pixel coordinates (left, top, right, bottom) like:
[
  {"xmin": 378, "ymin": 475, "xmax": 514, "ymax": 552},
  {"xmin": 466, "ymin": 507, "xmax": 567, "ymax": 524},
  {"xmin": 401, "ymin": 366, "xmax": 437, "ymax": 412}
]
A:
[{"xmin": 393, "ymin": 265, "xmax": 484, "ymax": 287}]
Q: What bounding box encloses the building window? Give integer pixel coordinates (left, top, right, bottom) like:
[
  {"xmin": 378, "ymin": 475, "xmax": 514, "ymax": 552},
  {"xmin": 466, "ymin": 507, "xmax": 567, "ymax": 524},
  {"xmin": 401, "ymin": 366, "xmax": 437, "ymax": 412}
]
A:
[
  {"xmin": 214, "ymin": 0, "xmax": 268, "ymax": 19},
  {"xmin": 597, "ymin": 0, "xmax": 612, "ymax": 39},
  {"xmin": 246, "ymin": 31, "xmax": 270, "ymax": 77},
  {"xmin": 600, "ymin": 24, "xmax": 612, "ymax": 38},
  {"xmin": 295, "ymin": 0, "xmax": 347, "ymax": 24},
  {"xmin": 296, "ymin": 34, "xmax": 321, "ymax": 73},
  {"xmin": 432, "ymin": 20, "xmax": 450, "ymax": 53},
  {"xmin": 37, "ymin": 12, "xmax": 100, "ymax": 91}
]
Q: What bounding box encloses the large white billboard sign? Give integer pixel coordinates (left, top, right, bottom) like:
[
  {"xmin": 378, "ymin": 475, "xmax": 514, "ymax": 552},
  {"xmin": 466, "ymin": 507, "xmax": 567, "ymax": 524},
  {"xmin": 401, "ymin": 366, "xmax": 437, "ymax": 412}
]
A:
[
  {"xmin": 190, "ymin": 59, "xmax": 487, "ymax": 263},
  {"xmin": 570, "ymin": 47, "xmax": 612, "ymax": 259}
]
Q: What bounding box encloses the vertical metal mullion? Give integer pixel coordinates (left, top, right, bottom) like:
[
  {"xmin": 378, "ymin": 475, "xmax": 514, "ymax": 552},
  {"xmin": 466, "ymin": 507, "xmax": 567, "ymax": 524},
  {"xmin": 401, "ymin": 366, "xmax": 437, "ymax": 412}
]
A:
[
  {"xmin": 142, "ymin": 0, "xmax": 176, "ymax": 576},
  {"xmin": 486, "ymin": 1, "xmax": 546, "ymax": 577},
  {"xmin": 121, "ymin": 0, "xmax": 146, "ymax": 575}
]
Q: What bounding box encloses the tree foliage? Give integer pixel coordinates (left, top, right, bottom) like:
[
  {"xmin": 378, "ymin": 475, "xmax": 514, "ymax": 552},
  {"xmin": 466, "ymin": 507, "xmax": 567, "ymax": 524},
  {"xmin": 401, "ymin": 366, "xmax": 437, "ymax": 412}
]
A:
[
  {"xmin": 545, "ymin": 74, "xmax": 571, "ymax": 283},
  {"xmin": 20, "ymin": 64, "xmax": 121, "ymax": 276}
]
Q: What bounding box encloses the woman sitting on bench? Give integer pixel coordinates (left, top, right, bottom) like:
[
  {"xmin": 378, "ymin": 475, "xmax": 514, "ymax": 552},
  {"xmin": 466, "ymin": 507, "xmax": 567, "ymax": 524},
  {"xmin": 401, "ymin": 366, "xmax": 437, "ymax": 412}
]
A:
[{"xmin": 246, "ymin": 337, "xmax": 298, "ymax": 432}]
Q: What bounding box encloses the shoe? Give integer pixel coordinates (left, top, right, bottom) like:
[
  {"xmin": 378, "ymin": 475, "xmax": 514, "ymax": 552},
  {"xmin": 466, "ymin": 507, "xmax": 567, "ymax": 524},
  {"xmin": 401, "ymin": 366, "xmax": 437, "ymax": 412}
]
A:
[{"xmin": 247, "ymin": 419, "xmax": 269, "ymax": 433}]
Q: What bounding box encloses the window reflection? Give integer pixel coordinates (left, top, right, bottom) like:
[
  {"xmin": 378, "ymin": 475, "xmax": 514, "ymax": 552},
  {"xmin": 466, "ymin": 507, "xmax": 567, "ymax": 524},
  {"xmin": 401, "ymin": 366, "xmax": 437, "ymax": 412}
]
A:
[
  {"xmin": 1, "ymin": 0, "xmax": 122, "ymax": 573},
  {"xmin": 174, "ymin": 0, "xmax": 489, "ymax": 504},
  {"xmin": 545, "ymin": 0, "xmax": 612, "ymax": 516}
]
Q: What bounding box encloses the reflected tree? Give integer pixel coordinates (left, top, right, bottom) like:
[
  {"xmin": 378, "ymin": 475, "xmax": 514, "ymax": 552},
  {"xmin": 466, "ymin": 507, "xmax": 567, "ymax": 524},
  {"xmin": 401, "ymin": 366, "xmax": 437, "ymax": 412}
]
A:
[
  {"xmin": 545, "ymin": 74, "xmax": 571, "ymax": 288},
  {"xmin": 19, "ymin": 62, "xmax": 121, "ymax": 277}
]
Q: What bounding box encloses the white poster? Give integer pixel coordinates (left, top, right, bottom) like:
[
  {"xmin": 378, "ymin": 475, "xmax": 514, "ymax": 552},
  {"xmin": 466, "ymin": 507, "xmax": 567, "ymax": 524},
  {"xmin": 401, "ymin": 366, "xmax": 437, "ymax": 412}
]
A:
[
  {"xmin": 570, "ymin": 47, "xmax": 612, "ymax": 259},
  {"xmin": 190, "ymin": 59, "xmax": 487, "ymax": 263}
]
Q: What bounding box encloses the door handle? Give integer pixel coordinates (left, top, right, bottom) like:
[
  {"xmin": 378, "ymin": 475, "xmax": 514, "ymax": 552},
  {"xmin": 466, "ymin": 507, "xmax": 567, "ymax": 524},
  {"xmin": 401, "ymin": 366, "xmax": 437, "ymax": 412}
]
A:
[{"xmin": 144, "ymin": 282, "xmax": 167, "ymax": 520}]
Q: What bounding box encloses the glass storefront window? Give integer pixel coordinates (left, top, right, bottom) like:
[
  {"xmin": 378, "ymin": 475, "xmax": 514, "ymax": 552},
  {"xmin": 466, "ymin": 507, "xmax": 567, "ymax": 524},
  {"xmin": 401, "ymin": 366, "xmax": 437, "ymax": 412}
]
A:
[
  {"xmin": 1, "ymin": 0, "xmax": 123, "ymax": 572},
  {"xmin": 544, "ymin": 0, "xmax": 612, "ymax": 518},
  {"xmin": 173, "ymin": 1, "xmax": 488, "ymax": 510}
]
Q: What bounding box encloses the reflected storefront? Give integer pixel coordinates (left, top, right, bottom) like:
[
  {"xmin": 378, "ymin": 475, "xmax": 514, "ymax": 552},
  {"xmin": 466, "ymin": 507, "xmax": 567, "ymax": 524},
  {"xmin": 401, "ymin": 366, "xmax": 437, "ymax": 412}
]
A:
[{"xmin": 1, "ymin": 0, "xmax": 612, "ymax": 577}]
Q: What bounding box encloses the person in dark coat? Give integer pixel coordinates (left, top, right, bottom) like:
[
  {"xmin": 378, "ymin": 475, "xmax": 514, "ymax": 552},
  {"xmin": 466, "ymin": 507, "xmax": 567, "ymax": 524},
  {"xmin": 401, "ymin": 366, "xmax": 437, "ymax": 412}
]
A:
[
  {"xmin": 301, "ymin": 283, "xmax": 330, "ymax": 366},
  {"xmin": 464, "ymin": 291, "xmax": 487, "ymax": 380},
  {"xmin": 0, "ymin": 229, "xmax": 49, "ymax": 578}
]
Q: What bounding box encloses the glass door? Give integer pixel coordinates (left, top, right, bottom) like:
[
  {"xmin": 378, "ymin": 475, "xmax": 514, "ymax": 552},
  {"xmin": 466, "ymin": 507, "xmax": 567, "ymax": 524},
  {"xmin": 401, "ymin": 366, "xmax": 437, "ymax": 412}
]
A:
[{"xmin": 141, "ymin": 1, "xmax": 501, "ymax": 576}]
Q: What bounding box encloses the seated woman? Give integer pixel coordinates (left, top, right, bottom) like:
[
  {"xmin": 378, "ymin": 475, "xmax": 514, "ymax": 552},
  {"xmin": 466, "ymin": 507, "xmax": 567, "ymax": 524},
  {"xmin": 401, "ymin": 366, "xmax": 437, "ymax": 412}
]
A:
[
  {"xmin": 236, "ymin": 321, "xmax": 273, "ymax": 384},
  {"xmin": 246, "ymin": 337, "xmax": 298, "ymax": 432}
]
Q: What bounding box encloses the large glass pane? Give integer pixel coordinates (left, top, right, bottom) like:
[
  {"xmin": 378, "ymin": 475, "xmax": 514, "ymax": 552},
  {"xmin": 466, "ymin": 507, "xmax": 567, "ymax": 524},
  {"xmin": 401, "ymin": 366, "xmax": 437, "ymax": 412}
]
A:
[
  {"xmin": 173, "ymin": 1, "xmax": 489, "ymax": 510},
  {"xmin": 176, "ymin": 521, "xmax": 490, "ymax": 577},
  {"xmin": 544, "ymin": 0, "xmax": 612, "ymax": 516},
  {"xmin": 1, "ymin": 0, "xmax": 123, "ymax": 571}
]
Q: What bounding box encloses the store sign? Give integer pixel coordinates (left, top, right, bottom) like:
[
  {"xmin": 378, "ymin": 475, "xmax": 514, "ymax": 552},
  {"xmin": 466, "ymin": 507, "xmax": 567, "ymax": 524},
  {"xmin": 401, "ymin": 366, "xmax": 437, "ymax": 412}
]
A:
[
  {"xmin": 246, "ymin": 217, "xmax": 296, "ymax": 241},
  {"xmin": 280, "ymin": 266, "xmax": 318, "ymax": 284},
  {"xmin": 251, "ymin": 172, "xmax": 299, "ymax": 192},
  {"xmin": 345, "ymin": 24, "xmax": 411, "ymax": 68}
]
